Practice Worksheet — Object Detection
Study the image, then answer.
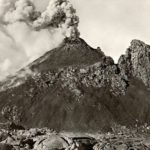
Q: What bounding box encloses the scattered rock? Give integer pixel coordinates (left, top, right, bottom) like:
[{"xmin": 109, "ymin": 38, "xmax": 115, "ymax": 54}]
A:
[{"xmin": 0, "ymin": 126, "xmax": 148, "ymax": 150}]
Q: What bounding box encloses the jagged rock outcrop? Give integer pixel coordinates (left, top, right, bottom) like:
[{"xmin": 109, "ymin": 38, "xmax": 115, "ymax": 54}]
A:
[
  {"xmin": 118, "ymin": 39, "xmax": 150, "ymax": 88},
  {"xmin": 0, "ymin": 38, "xmax": 149, "ymax": 132}
]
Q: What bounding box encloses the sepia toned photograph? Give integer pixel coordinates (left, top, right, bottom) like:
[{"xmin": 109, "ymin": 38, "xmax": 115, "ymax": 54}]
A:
[{"xmin": 0, "ymin": 0, "xmax": 150, "ymax": 149}]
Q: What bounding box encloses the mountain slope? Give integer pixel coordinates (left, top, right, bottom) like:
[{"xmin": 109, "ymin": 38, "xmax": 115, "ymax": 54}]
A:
[
  {"xmin": 0, "ymin": 38, "xmax": 150, "ymax": 132},
  {"xmin": 29, "ymin": 38, "xmax": 105, "ymax": 72}
]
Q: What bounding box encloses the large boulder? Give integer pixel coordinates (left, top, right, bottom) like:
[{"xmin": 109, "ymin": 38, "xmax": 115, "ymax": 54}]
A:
[{"xmin": 34, "ymin": 134, "xmax": 69, "ymax": 150}]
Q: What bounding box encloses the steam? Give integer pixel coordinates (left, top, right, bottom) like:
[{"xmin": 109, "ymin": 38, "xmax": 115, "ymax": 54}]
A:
[
  {"xmin": 0, "ymin": 0, "xmax": 79, "ymax": 80},
  {"xmin": 33, "ymin": 0, "xmax": 80, "ymax": 38}
]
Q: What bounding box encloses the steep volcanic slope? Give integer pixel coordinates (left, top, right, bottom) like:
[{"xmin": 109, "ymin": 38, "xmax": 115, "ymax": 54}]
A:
[
  {"xmin": 29, "ymin": 38, "xmax": 104, "ymax": 72},
  {"xmin": 0, "ymin": 38, "xmax": 150, "ymax": 132}
]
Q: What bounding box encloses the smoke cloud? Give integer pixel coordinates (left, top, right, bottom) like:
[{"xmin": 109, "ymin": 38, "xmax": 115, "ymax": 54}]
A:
[
  {"xmin": 33, "ymin": 0, "xmax": 79, "ymax": 38},
  {"xmin": 0, "ymin": 0, "xmax": 79, "ymax": 80}
]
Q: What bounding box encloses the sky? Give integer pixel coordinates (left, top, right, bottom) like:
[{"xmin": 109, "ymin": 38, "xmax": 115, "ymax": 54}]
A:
[
  {"xmin": 0, "ymin": 0, "xmax": 150, "ymax": 80},
  {"xmin": 35, "ymin": 0, "xmax": 150, "ymax": 61}
]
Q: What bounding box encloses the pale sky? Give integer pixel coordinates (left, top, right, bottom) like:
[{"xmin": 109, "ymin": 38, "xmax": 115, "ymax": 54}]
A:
[
  {"xmin": 34, "ymin": 0, "xmax": 150, "ymax": 61},
  {"xmin": 0, "ymin": 0, "xmax": 150, "ymax": 80}
]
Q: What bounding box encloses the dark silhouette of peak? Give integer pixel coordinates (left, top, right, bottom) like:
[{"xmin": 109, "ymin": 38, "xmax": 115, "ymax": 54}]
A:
[
  {"xmin": 61, "ymin": 37, "xmax": 87, "ymax": 45},
  {"xmin": 29, "ymin": 37, "xmax": 105, "ymax": 72}
]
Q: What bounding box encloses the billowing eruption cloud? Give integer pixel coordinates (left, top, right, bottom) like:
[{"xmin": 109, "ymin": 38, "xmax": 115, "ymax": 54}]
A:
[
  {"xmin": 0, "ymin": 0, "xmax": 80, "ymax": 80},
  {"xmin": 33, "ymin": 0, "xmax": 80, "ymax": 38}
]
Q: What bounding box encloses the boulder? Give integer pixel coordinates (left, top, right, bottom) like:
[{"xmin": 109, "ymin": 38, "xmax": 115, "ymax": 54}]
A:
[{"xmin": 34, "ymin": 134, "xmax": 69, "ymax": 150}]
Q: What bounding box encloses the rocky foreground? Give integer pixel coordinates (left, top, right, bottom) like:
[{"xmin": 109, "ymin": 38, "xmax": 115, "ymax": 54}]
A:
[{"xmin": 0, "ymin": 125, "xmax": 150, "ymax": 150}]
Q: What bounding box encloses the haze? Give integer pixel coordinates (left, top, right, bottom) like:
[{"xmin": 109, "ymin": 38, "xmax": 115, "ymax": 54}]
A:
[{"xmin": 35, "ymin": 0, "xmax": 150, "ymax": 61}]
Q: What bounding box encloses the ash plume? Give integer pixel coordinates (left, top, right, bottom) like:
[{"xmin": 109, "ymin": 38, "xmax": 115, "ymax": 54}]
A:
[
  {"xmin": 33, "ymin": 0, "xmax": 80, "ymax": 39},
  {"xmin": 3, "ymin": 0, "xmax": 36, "ymax": 23},
  {"xmin": 0, "ymin": 0, "xmax": 80, "ymax": 80}
]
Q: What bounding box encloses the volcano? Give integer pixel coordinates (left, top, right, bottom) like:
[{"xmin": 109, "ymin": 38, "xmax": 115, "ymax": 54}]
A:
[
  {"xmin": 29, "ymin": 38, "xmax": 105, "ymax": 72},
  {"xmin": 0, "ymin": 38, "xmax": 150, "ymax": 132}
]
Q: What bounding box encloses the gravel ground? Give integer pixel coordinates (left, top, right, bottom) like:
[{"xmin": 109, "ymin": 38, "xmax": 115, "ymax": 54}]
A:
[{"xmin": 0, "ymin": 124, "xmax": 150, "ymax": 150}]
